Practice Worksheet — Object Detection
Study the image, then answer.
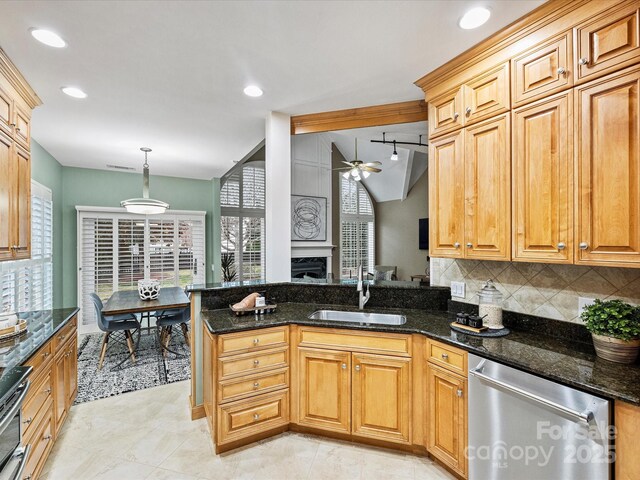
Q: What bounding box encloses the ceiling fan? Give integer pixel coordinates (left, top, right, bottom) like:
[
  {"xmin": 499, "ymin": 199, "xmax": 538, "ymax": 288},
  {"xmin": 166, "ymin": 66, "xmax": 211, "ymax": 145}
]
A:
[{"xmin": 334, "ymin": 138, "xmax": 382, "ymax": 181}]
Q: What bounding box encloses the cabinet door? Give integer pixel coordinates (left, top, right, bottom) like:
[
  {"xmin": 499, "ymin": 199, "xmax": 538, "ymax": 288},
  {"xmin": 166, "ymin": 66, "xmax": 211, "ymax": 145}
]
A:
[
  {"xmin": 427, "ymin": 363, "xmax": 467, "ymax": 477},
  {"xmin": 53, "ymin": 351, "xmax": 67, "ymax": 435},
  {"xmin": 66, "ymin": 338, "xmax": 78, "ymax": 407},
  {"xmin": 575, "ymin": 4, "xmax": 640, "ymax": 84},
  {"xmin": 512, "ymin": 31, "xmax": 572, "ymax": 107},
  {"xmin": 428, "ymin": 131, "xmax": 465, "ymax": 258},
  {"xmin": 13, "ymin": 105, "xmax": 30, "ymax": 151},
  {"xmin": 463, "ymin": 62, "xmax": 510, "ymax": 125},
  {"xmin": 428, "ymin": 86, "xmax": 464, "ymax": 138},
  {"xmin": 576, "ymin": 67, "xmax": 640, "ymax": 266},
  {"xmin": 0, "ymin": 87, "xmax": 11, "ymax": 137},
  {"xmin": 513, "ymin": 92, "xmax": 573, "ymax": 263},
  {"xmin": 13, "ymin": 146, "xmax": 30, "ymax": 259},
  {"xmin": 464, "ymin": 115, "xmax": 511, "ymax": 260},
  {"xmin": 298, "ymin": 347, "xmax": 350, "ymax": 433},
  {"xmin": 351, "ymin": 353, "xmax": 411, "ymax": 444},
  {"xmin": 0, "ymin": 132, "xmax": 12, "ymax": 261}
]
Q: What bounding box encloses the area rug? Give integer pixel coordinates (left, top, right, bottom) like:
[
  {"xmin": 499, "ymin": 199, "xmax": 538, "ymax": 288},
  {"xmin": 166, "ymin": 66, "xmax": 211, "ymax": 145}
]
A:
[{"xmin": 75, "ymin": 330, "xmax": 191, "ymax": 404}]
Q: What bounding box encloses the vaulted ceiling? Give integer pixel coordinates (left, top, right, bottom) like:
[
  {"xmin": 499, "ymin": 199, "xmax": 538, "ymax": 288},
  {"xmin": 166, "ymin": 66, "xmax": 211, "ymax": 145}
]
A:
[{"xmin": 0, "ymin": 0, "xmax": 543, "ymax": 179}]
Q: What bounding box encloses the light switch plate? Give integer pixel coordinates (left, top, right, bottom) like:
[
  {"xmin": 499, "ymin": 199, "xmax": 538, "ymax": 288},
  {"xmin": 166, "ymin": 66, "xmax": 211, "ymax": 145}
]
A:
[
  {"xmin": 578, "ymin": 297, "xmax": 595, "ymax": 316},
  {"xmin": 451, "ymin": 281, "xmax": 466, "ymax": 298}
]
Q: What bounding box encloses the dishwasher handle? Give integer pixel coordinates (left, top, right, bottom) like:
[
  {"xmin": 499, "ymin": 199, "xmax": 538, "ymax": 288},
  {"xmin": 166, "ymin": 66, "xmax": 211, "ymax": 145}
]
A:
[{"xmin": 469, "ymin": 367, "xmax": 595, "ymax": 424}]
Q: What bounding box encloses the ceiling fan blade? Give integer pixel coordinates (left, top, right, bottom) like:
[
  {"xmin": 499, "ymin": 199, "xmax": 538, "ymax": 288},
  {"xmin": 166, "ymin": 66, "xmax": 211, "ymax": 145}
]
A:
[
  {"xmin": 332, "ymin": 167, "xmax": 352, "ymax": 171},
  {"xmin": 361, "ymin": 166, "xmax": 382, "ymax": 173},
  {"xmin": 363, "ymin": 161, "xmax": 382, "ymax": 166},
  {"xmin": 341, "ymin": 161, "xmax": 354, "ymax": 167}
]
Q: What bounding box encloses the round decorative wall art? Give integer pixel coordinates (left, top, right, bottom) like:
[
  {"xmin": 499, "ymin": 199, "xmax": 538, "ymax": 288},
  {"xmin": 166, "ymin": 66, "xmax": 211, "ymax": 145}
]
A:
[{"xmin": 291, "ymin": 195, "xmax": 327, "ymax": 241}]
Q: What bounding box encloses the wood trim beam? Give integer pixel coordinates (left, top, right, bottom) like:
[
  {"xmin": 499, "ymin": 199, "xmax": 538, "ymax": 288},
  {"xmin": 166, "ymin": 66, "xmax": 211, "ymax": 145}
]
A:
[
  {"xmin": 0, "ymin": 47, "xmax": 42, "ymax": 108},
  {"xmin": 290, "ymin": 100, "xmax": 427, "ymax": 135},
  {"xmin": 414, "ymin": 0, "xmax": 593, "ymax": 93}
]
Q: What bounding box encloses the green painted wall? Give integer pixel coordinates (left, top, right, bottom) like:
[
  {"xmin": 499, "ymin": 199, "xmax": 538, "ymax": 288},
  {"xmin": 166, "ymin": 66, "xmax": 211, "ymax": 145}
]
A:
[
  {"xmin": 30, "ymin": 140, "xmax": 64, "ymax": 308},
  {"xmin": 61, "ymin": 167, "xmax": 219, "ymax": 308}
]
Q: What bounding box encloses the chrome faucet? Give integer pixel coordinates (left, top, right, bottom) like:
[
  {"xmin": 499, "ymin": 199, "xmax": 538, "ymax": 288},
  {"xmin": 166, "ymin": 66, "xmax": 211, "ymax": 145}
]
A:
[{"xmin": 357, "ymin": 264, "xmax": 370, "ymax": 310}]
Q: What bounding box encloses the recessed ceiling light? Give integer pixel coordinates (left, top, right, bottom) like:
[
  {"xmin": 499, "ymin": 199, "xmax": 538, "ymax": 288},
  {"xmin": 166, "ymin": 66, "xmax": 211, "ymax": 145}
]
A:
[
  {"xmin": 243, "ymin": 85, "xmax": 263, "ymax": 97},
  {"xmin": 459, "ymin": 7, "xmax": 491, "ymax": 29},
  {"xmin": 61, "ymin": 86, "xmax": 87, "ymax": 99},
  {"xmin": 30, "ymin": 29, "xmax": 66, "ymax": 48}
]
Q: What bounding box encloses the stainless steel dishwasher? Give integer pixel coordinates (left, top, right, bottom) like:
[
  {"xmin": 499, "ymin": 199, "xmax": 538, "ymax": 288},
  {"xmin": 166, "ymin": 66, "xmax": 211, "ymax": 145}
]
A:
[{"xmin": 468, "ymin": 354, "xmax": 611, "ymax": 480}]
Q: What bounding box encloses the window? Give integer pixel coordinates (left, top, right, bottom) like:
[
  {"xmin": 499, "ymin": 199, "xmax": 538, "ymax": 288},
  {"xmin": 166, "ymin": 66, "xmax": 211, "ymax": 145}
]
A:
[
  {"xmin": 78, "ymin": 209, "xmax": 205, "ymax": 332},
  {"xmin": 1, "ymin": 181, "xmax": 53, "ymax": 313},
  {"xmin": 340, "ymin": 177, "xmax": 374, "ymax": 279},
  {"xmin": 220, "ymin": 163, "xmax": 265, "ymax": 281}
]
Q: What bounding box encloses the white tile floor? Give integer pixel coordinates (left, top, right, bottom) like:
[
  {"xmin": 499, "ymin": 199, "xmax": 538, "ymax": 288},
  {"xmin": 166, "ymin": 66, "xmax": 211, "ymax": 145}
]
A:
[{"xmin": 41, "ymin": 381, "xmax": 455, "ymax": 480}]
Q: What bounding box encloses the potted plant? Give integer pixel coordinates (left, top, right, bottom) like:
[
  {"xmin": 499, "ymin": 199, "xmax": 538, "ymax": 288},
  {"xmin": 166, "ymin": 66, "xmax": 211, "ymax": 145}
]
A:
[{"xmin": 581, "ymin": 299, "xmax": 640, "ymax": 364}]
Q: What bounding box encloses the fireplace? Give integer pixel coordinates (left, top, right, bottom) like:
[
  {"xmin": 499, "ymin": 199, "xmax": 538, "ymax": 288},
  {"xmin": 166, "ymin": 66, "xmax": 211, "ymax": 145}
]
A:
[{"xmin": 291, "ymin": 257, "xmax": 327, "ymax": 279}]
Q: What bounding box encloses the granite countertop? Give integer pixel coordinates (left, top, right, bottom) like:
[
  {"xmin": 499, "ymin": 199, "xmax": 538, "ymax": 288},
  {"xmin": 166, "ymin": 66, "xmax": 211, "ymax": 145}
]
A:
[
  {"xmin": 202, "ymin": 303, "xmax": 640, "ymax": 406},
  {"xmin": 187, "ymin": 279, "xmax": 435, "ymax": 292},
  {"xmin": 0, "ymin": 308, "xmax": 79, "ymax": 376}
]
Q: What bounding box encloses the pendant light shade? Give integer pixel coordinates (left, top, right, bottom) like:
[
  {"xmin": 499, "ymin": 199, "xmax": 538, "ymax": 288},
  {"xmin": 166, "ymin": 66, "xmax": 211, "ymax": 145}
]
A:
[
  {"xmin": 121, "ymin": 148, "xmax": 169, "ymax": 215},
  {"xmin": 390, "ymin": 141, "xmax": 398, "ymax": 161}
]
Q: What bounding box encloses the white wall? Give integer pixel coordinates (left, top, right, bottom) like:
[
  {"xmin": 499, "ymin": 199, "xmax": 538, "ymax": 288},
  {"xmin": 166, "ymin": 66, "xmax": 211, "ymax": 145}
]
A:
[{"xmin": 265, "ymin": 112, "xmax": 291, "ymax": 282}]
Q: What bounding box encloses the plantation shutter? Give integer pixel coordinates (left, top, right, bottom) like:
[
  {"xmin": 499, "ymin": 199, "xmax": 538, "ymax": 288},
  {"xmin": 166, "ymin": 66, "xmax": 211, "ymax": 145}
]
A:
[{"xmin": 340, "ymin": 177, "xmax": 375, "ymax": 279}]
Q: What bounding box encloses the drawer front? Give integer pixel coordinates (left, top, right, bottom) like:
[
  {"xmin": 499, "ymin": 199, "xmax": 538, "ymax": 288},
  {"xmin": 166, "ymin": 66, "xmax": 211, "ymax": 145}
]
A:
[
  {"xmin": 218, "ymin": 326, "xmax": 289, "ymax": 357},
  {"xmin": 23, "ymin": 407, "xmax": 54, "ymax": 480},
  {"xmin": 22, "ymin": 371, "xmax": 53, "ymax": 440},
  {"xmin": 217, "ymin": 389, "xmax": 289, "ymax": 445},
  {"xmin": 218, "ymin": 367, "xmax": 289, "ymax": 404},
  {"xmin": 463, "ymin": 62, "xmax": 510, "ymax": 125},
  {"xmin": 512, "ymin": 31, "xmax": 572, "ymax": 107},
  {"xmin": 53, "ymin": 316, "xmax": 77, "ymax": 352},
  {"xmin": 299, "ymin": 327, "xmax": 411, "ymax": 356},
  {"xmin": 427, "ymin": 341, "xmax": 467, "ymax": 375},
  {"xmin": 23, "ymin": 341, "xmax": 53, "ymax": 374},
  {"xmin": 218, "ymin": 346, "xmax": 289, "ymax": 380},
  {"xmin": 428, "ymin": 86, "xmax": 464, "ymax": 138}
]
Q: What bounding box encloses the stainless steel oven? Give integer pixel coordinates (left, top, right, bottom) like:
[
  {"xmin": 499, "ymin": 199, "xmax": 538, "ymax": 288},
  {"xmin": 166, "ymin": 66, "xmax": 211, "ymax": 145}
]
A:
[{"xmin": 0, "ymin": 367, "xmax": 31, "ymax": 480}]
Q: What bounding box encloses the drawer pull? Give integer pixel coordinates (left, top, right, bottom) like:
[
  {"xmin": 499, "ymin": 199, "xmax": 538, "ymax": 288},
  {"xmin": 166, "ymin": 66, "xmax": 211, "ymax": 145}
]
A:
[
  {"xmin": 557, "ymin": 67, "xmax": 566, "ymax": 75},
  {"xmin": 579, "ymin": 242, "xmax": 589, "ymax": 250},
  {"xmin": 453, "ymin": 112, "xmax": 459, "ymax": 120},
  {"xmin": 253, "ymin": 338, "xmax": 260, "ymax": 345},
  {"xmin": 43, "ymin": 388, "xmax": 51, "ymax": 395},
  {"xmin": 253, "ymin": 382, "xmax": 260, "ymax": 388},
  {"xmin": 355, "ymin": 365, "xmax": 361, "ymax": 372},
  {"xmin": 43, "ymin": 434, "xmax": 52, "ymax": 441},
  {"xmin": 42, "ymin": 351, "xmax": 50, "ymax": 358},
  {"xmin": 253, "ymin": 414, "xmax": 260, "ymax": 421},
  {"xmin": 457, "ymin": 389, "xmax": 463, "ymax": 398},
  {"xmin": 9, "ymin": 123, "xmax": 15, "ymax": 128},
  {"xmin": 454, "ymin": 242, "xmax": 460, "ymax": 249},
  {"xmin": 22, "ymin": 417, "xmax": 32, "ymax": 425},
  {"xmin": 557, "ymin": 242, "xmax": 566, "ymax": 250},
  {"xmin": 441, "ymin": 353, "xmax": 449, "ymax": 360},
  {"xmin": 23, "ymin": 475, "xmax": 32, "ymax": 480},
  {"xmin": 58, "ymin": 334, "xmax": 66, "ymax": 342},
  {"xmin": 341, "ymin": 363, "xmax": 347, "ymax": 370},
  {"xmin": 465, "ymin": 107, "xmax": 472, "ymax": 115},
  {"xmin": 253, "ymin": 360, "xmax": 260, "ymax": 366},
  {"xmin": 579, "ymin": 57, "xmax": 589, "ymax": 66}
]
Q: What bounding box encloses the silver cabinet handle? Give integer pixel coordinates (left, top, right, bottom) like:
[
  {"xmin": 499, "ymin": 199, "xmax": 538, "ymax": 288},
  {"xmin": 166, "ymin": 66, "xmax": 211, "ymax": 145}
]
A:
[
  {"xmin": 453, "ymin": 242, "xmax": 460, "ymax": 248},
  {"xmin": 253, "ymin": 359, "xmax": 260, "ymax": 366},
  {"xmin": 253, "ymin": 338, "xmax": 260, "ymax": 345},
  {"xmin": 253, "ymin": 382, "xmax": 260, "ymax": 388},
  {"xmin": 43, "ymin": 388, "xmax": 51, "ymax": 395},
  {"xmin": 466, "ymin": 243, "xmax": 473, "ymax": 248},
  {"xmin": 253, "ymin": 414, "xmax": 260, "ymax": 421},
  {"xmin": 22, "ymin": 417, "xmax": 32, "ymax": 425},
  {"xmin": 465, "ymin": 107, "xmax": 472, "ymax": 115},
  {"xmin": 15, "ymin": 127, "xmax": 20, "ymax": 132},
  {"xmin": 557, "ymin": 67, "xmax": 566, "ymax": 75},
  {"xmin": 441, "ymin": 353, "xmax": 449, "ymax": 360},
  {"xmin": 557, "ymin": 242, "xmax": 566, "ymax": 250},
  {"xmin": 579, "ymin": 57, "xmax": 589, "ymax": 65},
  {"xmin": 579, "ymin": 242, "xmax": 589, "ymax": 250},
  {"xmin": 341, "ymin": 363, "xmax": 347, "ymax": 370},
  {"xmin": 43, "ymin": 434, "xmax": 52, "ymax": 441},
  {"xmin": 453, "ymin": 112, "xmax": 459, "ymax": 120},
  {"xmin": 456, "ymin": 389, "xmax": 463, "ymax": 398},
  {"xmin": 355, "ymin": 365, "xmax": 361, "ymax": 372},
  {"xmin": 469, "ymin": 367, "xmax": 594, "ymax": 424},
  {"xmin": 42, "ymin": 351, "xmax": 50, "ymax": 358},
  {"xmin": 9, "ymin": 123, "xmax": 15, "ymax": 128}
]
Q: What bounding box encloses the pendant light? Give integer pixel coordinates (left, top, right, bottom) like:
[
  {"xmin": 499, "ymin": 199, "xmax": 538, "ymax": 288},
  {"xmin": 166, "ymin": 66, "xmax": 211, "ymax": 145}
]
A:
[
  {"xmin": 390, "ymin": 141, "xmax": 398, "ymax": 161},
  {"xmin": 121, "ymin": 147, "xmax": 169, "ymax": 215}
]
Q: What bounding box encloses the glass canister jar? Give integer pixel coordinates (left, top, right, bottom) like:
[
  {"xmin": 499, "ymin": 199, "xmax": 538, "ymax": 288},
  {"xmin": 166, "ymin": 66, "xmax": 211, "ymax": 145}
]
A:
[{"xmin": 478, "ymin": 280, "xmax": 504, "ymax": 329}]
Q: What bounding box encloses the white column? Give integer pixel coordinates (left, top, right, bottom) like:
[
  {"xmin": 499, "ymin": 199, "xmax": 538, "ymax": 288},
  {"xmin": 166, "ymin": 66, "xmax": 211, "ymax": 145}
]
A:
[{"xmin": 265, "ymin": 111, "xmax": 292, "ymax": 282}]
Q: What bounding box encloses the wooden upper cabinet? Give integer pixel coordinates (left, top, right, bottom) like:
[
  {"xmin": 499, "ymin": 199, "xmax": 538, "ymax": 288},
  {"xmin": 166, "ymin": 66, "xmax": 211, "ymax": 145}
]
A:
[
  {"xmin": 428, "ymin": 87, "xmax": 464, "ymax": 138},
  {"xmin": 463, "ymin": 62, "xmax": 510, "ymax": 125},
  {"xmin": 576, "ymin": 66, "xmax": 640, "ymax": 267},
  {"xmin": 13, "ymin": 146, "xmax": 30, "ymax": 259},
  {"xmin": 427, "ymin": 363, "xmax": 467, "ymax": 478},
  {"xmin": 0, "ymin": 87, "xmax": 12, "ymax": 137},
  {"xmin": 464, "ymin": 114, "xmax": 511, "ymax": 260},
  {"xmin": 512, "ymin": 31, "xmax": 573, "ymax": 107},
  {"xmin": 574, "ymin": 4, "xmax": 640, "ymax": 84},
  {"xmin": 14, "ymin": 105, "xmax": 30, "ymax": 151},
  {"xmin": 298, "ymin": 347, "xmax": 351, "ymax": 434},
  {"xmin": 0, "ymin": 132, "xmax": 12, "ymax": 261},
  {"xmin": 513, "ymin": 91, "xmax": 573, "ymax": 263},
  {"xmin": 351, "ymin": 353, "xmax": 411, "ymax": 444},
  {"xmin": 428, "ymin": 131, "xmax": 464, "ymax": 258}
]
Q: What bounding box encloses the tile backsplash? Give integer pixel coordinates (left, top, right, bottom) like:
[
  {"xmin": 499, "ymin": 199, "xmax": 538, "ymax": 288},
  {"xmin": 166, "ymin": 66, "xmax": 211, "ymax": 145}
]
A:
[{"xmin": 430, "ymin": 258, "xmax": 640, "ymax": 323}]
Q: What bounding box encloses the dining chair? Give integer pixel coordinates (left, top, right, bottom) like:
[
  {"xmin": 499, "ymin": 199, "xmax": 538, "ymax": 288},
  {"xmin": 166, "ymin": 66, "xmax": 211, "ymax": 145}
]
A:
[
  {"xmin": 156, "ymin": 300, "xmax": 190, "ymax": 356},
  {"xmin": 89, "ymin": 293, "xmax": 141, "ymax": 369}
]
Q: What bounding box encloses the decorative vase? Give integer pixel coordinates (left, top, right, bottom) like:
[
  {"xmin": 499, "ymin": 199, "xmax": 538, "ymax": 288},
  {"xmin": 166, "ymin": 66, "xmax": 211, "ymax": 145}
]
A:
[
  {"xmin": 591, "ymin": 333, "xmax": 640, "ymax": 364},
  {"xmin": 138, "ymin": 279, "xmax": 160, "ymax": 301}
]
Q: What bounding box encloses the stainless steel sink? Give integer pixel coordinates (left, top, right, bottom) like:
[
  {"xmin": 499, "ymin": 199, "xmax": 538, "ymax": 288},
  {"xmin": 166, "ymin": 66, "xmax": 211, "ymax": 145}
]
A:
[{"xmin": 308, "ymin": 310, "xmax": 406, "ymax": 325}]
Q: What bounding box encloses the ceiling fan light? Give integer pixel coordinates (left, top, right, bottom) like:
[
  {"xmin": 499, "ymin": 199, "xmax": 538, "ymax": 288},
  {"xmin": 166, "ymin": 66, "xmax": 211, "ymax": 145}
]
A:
[
  {"xmin": 353, "ymin": 173, "xmax": 361, "ymax": 182},
  {"xmin": 390, "ymin": 151, "xmax": 398, "ymax": 161},
  {"xmin": 361, "ymin": 170, "xmax": 370, "ymax": 179},
  {"xmin": 342, "ymin": 171, "xmax": 350, "ymax": 180}
]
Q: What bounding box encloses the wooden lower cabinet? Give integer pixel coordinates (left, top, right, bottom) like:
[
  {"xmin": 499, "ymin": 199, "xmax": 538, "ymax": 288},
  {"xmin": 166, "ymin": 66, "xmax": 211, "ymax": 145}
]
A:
[
  {"xmin": 22, "ymin": 408, "xmax": 54, "ymax": 480},
  {"xmin": 615, "ymin": 401, "xmax": 640, "ymax": 480},
  {"xmin": 298, "ymin": 347, "xmax": 351, "ymax": 433},
  {"xmin": 53, "ymin": 336, "xmax": 77, "ymax": 436},
  {"xmin": 351, "ymin": 353, "xmax": 411, "ymax": 444},
  {"xmin": 427, "ymin": 363, "xmax": 468, "ymax": 478}
]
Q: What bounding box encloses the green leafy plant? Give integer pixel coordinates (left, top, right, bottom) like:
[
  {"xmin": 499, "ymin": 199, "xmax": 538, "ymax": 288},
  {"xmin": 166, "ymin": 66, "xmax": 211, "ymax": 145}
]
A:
[
  {"xmin": 221, "ymin": 253, "xmax": 237, "ymax": 282},
  {"xmin": 581, "ymin": 299, "xmax": 640, "ymax": 341}
]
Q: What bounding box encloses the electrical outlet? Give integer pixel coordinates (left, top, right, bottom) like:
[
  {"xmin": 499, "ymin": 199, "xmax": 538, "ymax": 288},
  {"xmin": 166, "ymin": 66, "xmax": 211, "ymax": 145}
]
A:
[
  {"xmin": 578, "ymin": 297, "xmax": 595, "ymax": 315},
  {"xmin": 451, "ymin": 281, "xmax": 466, "ymax": 298}
]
